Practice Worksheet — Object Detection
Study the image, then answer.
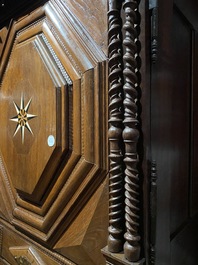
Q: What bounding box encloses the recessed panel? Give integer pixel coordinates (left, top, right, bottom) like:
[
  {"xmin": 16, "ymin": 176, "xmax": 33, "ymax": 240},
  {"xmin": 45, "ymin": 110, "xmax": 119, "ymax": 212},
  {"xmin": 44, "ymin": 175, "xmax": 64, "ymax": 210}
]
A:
[
  {"xmin": 0, "ymin": 38, "xmax": 59, "ymax": 197},
  {"xmin": 170, "ymin": 9, "xmax": 191, "ymax": 235}
]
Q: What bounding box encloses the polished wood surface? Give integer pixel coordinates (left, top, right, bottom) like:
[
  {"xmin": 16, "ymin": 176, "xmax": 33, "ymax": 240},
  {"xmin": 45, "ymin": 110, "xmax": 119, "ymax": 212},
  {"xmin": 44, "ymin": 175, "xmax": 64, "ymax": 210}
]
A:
[
  {"xmin": 122, "ymin": 0, "xmax": 141, "ymax": 260},
  {"xmin": 1, "ymin": 36, "xmax": 60, "ymax": 199},
  {"xmin": 65, "ymin": 0, "xmax": 108, "ymax": 55},
  {"xmin": 3, "ymin": 0, "xmax": 198, "ymax": 264},
  {"xmin": 150, "ymin": 0, "xmax": 174, "ymax": 262},
  {"xmin": 151, "ymin": 0, "xmax": 198, "ymax": 264},
  {"xmin": 170, "ymin": 8, "xmax": 191, "ymax": 234},
  {"xmin": 0, "ymin": 0, "xmax": 108, "ymax": 264},
  {"xmin": 107, "ymin": 0, "xmax": 125, "ymax": 254},
  {"xmin": 0, "ymin": 27, "xmax": 8, "ymax": 56},
  {"xmin": 106, "ymin": 0, "xmax": 143, "ymax": 263}
]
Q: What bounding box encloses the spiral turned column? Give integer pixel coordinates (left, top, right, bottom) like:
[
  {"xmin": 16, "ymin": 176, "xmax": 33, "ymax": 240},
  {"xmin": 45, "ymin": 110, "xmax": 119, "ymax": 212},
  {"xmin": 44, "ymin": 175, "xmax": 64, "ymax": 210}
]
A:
[
  {"xmin": 107, "ymin": 0, "xmax": 125, "ymax": 253},
  {"xmin": 122, "ymin": 0, "xmax": 141, "ymax": 262}
]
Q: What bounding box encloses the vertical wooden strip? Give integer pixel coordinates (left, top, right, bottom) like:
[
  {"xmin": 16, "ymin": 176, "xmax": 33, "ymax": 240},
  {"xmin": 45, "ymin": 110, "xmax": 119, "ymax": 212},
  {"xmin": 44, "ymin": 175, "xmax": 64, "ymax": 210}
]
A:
[
  {"xmin": 0, "ymin": 26, "xmax": 8, "ymax": 58},
  {"xmin": 0, "ymin": 225, "xmax": 3, "ymax": 255},
  {"xmin": 191, "ymin": 31, "xmax": 198, "ymax": 216},
  {"xmin": 107, "ymin": 0, "xmax": 125, "ymax": 253},
  {"xmin": 151, "ymin": 6, "xmax": 158, "ymax": 64},
  {"xmin": 122, "ymin": 0, "xmax": 141, "ymax": 261},
  {"xmin": 150, "ymin": 160, "xmax": 157, "ymax": 264}
]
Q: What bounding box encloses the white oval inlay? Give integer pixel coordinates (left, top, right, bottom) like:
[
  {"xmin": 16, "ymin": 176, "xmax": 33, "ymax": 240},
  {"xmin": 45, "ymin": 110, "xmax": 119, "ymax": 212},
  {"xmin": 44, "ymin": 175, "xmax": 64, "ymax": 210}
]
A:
[{"xmin": 48, "ymin": 135, "xmax": 55, "ymax": 147}]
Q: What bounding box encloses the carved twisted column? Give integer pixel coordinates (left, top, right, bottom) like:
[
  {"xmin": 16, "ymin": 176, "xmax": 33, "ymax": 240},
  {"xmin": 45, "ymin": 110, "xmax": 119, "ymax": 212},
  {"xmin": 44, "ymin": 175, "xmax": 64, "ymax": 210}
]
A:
[
  {"xmin": 107, "ymin": 0, "xmax": 125, "ymax": 253},
  {"xmin": 122, "ymin": 0, "xmax": 141, "ymax": 262}
]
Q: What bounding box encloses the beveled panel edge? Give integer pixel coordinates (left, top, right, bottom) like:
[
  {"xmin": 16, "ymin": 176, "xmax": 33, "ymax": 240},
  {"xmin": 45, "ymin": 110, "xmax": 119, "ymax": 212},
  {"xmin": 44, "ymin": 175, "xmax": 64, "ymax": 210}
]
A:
[
  {"xmin": 47, "ymin": 0, "xmax": 106, "ymax": 63},
  {"xmin": 13, "ymin": 63, "xmax": 107, "ymax": 216},
  {"xmin": 13, "ymin": 159, "xmax": 98, "ymax": 232},
  {"xmin": 15, "ymin": 151, "xmax": 80, "ymax": 215},
  {"xmin": 12, "ymin": 162, "xmax": 108, "ymax": 244},
  {"xmin": 0, "ymin": 225, "xmax": 3, "ymax": 255}
]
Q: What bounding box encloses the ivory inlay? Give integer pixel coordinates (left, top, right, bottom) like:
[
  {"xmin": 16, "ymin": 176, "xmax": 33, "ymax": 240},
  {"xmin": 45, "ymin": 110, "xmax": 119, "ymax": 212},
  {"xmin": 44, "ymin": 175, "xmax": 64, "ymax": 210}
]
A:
[{"xmin": 10, "ymin": 94, "xmax": 37, "ymax": 144}]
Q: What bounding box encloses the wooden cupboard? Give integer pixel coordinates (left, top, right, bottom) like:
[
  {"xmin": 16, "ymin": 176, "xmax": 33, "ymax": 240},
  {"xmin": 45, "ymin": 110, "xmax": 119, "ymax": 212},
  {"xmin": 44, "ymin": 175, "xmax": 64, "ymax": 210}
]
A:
[{"xmin": 1, "ymin": 0, "xmax": 198, "ymax": 265}]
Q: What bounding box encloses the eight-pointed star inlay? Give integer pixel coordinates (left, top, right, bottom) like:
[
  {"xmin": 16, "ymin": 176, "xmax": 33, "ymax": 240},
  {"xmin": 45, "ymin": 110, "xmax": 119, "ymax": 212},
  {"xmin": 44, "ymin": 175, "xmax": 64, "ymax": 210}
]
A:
[{"xmin": 10, "ymin": 95, "xmax": 37, "ymax": 144}]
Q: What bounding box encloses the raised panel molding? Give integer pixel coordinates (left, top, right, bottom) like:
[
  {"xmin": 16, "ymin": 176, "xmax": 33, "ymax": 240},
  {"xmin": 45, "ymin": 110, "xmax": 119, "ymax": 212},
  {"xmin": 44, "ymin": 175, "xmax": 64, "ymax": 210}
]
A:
[
  {"xmin": 0, "ymin": 219, "xmax": 75, "ymax": 265},
  {"xmin": 0, "ymin": 0, "xmax": 108, "ymax": 259},
  {"xmin": 64, "ymin": 0, "xmax": 108, "ymax": 55},
  {"xmin": 0, "ymin": 26, "xmax": 8, "ymax": 58},
  {"xmin": 54, "ymin": 178, "xmax": 108, "ymax": 265}
]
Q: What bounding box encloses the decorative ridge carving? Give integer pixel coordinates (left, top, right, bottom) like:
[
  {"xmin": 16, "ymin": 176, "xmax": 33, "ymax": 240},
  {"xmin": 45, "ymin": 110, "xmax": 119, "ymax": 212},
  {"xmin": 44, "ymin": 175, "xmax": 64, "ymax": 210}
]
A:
[
  {"xmin": 51, "ymin": 0, "xmax": 106, "ymax": 62},
  {"xmin": 122, "ymin": 0, "xmax": 141, "ymax": 262},
  {"xmin": 45, "ymin": 19, "xmax": 83, "ymax": 77},
  {"xmin": 16, "ymin": 17, "xmax": 72, "ymax": 85},
  {"xmin": 40, "ymin": 33, "xmax": 72, "ymax": 85},
  {"xmin": 150, "ymin": 160, "xmax": 157, "ymax": 265},
  {"xmin": 107, "ymin": 0, "xmax": 125, "ymax": 253},
  {"xmin": 16, "ymin": 17, "xmax": 44, "ymax": 39},
  {"xmin": 0, "ymin": 153, "xmax": 16, "ymax": 208}
]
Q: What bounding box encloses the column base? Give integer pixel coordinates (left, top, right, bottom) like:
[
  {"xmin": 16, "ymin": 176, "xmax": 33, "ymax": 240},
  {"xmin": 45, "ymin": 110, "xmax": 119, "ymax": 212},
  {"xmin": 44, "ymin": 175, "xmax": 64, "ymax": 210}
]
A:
[{"xmin": 102, "ymin": 247, "xmax": 145, "ymax": 265}]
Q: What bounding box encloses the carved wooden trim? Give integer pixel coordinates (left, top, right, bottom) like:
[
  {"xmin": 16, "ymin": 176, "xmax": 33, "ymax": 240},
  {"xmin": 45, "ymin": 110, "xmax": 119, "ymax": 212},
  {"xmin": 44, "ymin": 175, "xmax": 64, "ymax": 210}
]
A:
[
  {"xmin": 14, "ymin": 256, "xmax": 32, "ymax": 265},
  {"xmin": 9, "ymin": 246, "xmax": 43, "ymax": 265},
  {"xmin": 122, "ymin": 0, "xmax": 141, "ymax": 262},
  {"xmin": 150, "ymin": 1, "xmax": 158, "ymax": 64},
  {"xmin": 0, "ymin": 152, "xmax": 16, "ymax": 220},
  {"xmin": 107, "ymin": 0, "xmax": 125, "ymax": 253},
  {"xmin": 150, "ymin": 160, "xmax": 157, "ymax": 265},
  {"xmin": 45, "ymin": 18, "xmax": 83, "ymax": 77},
  {"xmin": 1, "ymin": 218, "xmax": 75, "ymax": 265},
  {"xmin": 37, "ymin": 33, "xmax": 72, "ymax": 85}
]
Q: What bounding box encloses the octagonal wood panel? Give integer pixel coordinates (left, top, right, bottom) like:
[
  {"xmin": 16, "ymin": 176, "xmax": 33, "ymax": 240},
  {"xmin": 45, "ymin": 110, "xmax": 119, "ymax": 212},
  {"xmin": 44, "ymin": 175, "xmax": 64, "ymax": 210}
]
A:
[{"xmin": 0, "ymin": 37, "xmax": 65, "ymax": 201}]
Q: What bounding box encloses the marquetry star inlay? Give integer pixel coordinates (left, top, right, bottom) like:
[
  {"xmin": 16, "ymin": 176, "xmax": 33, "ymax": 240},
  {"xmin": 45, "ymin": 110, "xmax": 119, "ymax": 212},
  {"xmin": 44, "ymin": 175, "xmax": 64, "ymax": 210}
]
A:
[{"xmin": 10, "ymin": 95, "xmax": 37, "ymax": 144}]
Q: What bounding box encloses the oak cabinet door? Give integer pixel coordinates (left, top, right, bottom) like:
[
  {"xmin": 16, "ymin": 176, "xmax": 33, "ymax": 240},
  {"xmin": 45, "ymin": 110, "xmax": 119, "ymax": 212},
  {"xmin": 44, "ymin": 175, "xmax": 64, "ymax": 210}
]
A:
[
  {"xmin": 151, "ymin": 1, "xmax": 198, "ymax": 264},
  {"xmin": 0, "ymin": 1, "xmax": 108, "ymax": 264}
]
